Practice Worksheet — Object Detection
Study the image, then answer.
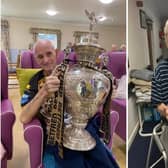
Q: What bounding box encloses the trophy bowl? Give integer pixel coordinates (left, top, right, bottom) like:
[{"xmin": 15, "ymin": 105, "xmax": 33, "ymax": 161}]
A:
[{"xmin": 63, "ymin": 64, "xmax": 110, "ymax": 151}]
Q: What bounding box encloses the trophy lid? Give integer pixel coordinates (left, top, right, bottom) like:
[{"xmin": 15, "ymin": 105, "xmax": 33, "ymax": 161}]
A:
[{"xmin": 74, "ymin": 10, "xmax": 106, "ymax": 65}]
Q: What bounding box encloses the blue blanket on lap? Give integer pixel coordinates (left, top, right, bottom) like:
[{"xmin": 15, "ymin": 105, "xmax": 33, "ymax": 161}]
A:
[{"xmin": 43, "ymin": 115, "xmax": 120, "ymax": 168}]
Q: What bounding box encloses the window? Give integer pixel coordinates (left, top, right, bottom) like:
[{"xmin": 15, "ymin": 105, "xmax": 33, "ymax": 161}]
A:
[
  {"xmin": 30, "ymin": 28, "xmax": 61, "ymax": 49},
  {"xmin": 1, "ymin": 19, "xmax": 10, "ymax": 60}
]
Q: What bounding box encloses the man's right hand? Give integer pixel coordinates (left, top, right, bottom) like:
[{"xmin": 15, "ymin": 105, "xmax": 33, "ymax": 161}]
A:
[
  {"xmin": 43, "ymin": 75, "xmax": 60, "ymax": 96},
  {"xmin": 157, "ymin": 103, "xmax": 168, "ymax": 120},
  {"xmin": 165, "ymin": 108, "xmax": 168, "ymax": 120}
]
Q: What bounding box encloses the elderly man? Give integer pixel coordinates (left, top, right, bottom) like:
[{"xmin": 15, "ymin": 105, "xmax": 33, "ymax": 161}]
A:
[
  {"xmin": 20, "ymin": 39, "xmax": 119, "ymax": 168},
  {"xmin": 151, "ymin": 20, "xmax": 168, "ymax": 156},
  {"xmin": 151, "ymin": 20, "xmax": 168, "ymax": 120}
]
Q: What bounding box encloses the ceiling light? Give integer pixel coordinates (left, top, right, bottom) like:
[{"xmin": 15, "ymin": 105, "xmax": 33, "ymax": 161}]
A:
[
  {"xmin": 46, "ymin": 10, "xmax": 58, "ymax": 16},
  {"xmin": 98, "ymin": 16, "xmax": 107, "ymax": 22},
  {"xmin": 98, "ymin": 0, "xmax": 113, "ymax": 4}
]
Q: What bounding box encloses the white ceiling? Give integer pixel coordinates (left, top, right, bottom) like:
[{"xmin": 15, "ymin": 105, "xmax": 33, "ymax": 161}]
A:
[{"xmin": 1, "ymin": 0, "xmax": 126, "ymax": 26}]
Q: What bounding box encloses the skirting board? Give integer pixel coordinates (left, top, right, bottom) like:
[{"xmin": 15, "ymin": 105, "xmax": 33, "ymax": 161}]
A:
[{"xmin": 128, "ymin": 121, "xmax": 139, "ymax": 150}]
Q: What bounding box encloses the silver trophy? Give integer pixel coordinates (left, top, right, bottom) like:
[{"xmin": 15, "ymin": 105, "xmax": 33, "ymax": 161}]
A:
[{"xmin": 63, "ymin": 10, "xmax": 111, "ymax": 151}]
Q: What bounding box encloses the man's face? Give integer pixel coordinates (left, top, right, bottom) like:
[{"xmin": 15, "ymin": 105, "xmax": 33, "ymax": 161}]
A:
[{"xmin": 34, "ymin": 42, "xmax": 57, "ymax": 73}]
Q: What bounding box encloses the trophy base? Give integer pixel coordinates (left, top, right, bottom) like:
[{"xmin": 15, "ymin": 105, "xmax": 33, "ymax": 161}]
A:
[{"xmin": 63, "ymin": 125, "xmax": 96, "ymax": 151}]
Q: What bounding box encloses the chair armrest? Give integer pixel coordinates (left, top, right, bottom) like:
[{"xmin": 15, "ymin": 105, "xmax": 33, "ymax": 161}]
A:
[
  {"xmin": 1, "ymin": 99, "xmax": 14, "ymax": 114},
  {"xmin": 1, "ymin": 99, "xmax": 15, "ymax": 160},
  {"xmin": 107, "ymin": 110, "xmax": 119, "ymax": 149},
  {"xmin": 111, "ymin": 98, "xmax": 126, "ymax": 141},
  {"xmin": 23, "ymin": 118, "xmax": 44, "ymax": 168}
]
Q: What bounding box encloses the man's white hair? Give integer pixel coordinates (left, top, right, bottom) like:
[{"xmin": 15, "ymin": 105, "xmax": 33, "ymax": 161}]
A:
[
  {"xmin": 33, "ymin": 39, "xmax": 55, "ymax": 54},
  {"xmin": 164, "ymin": 19, "xmax": 168, "ymax": 34}
]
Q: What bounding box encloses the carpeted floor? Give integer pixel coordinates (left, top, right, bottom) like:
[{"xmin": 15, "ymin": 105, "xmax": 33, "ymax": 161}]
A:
[{"xmin": 128, "ymin": 121, "xmax": 165, "ymax": 168}]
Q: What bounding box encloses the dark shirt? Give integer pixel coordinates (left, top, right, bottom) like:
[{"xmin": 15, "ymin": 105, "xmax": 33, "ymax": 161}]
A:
[{"xmin": 21, "ymin": 70, "xmax": 44, "ymax": 106}]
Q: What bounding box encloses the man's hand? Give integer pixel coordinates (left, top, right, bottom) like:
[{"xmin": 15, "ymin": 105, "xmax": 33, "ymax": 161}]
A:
[
  {"xmin": 43, "ymin": 75, "xmax": 60, "ymax": 96},
  {"xmin": 165, "ymin": 108, "xmax": 168, "ymax": 120},
  {"xmin": 157, "ymin": 103, "xmax": 168, "ymax": 120}
]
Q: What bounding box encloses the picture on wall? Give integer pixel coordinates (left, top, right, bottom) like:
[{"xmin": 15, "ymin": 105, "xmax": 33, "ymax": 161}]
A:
[{"xmin": 139, "ymin": 9, "xmax": 147, "ymax": 29}]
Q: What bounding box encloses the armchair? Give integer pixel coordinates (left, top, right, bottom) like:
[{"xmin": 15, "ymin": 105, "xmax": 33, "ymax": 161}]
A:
[
  {"xmin": 107, "ymin": 51, "xmax": 126, "ymax": 141},
  {"xmin": 19, "ymin": 50, "xmax": 119, "ymax": 168},
  {"xmin": 107, "ymin": 51, "xmax": 126, "ymax": 79},
  {"xmin": 1, "ymin": 51, "xmax": 16, "ymax": 168}
]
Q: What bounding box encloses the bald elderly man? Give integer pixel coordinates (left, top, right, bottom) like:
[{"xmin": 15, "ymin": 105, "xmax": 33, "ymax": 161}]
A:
[{"xmin": 20, "ymin": 39, "xmax": 119, "ymax": 168}]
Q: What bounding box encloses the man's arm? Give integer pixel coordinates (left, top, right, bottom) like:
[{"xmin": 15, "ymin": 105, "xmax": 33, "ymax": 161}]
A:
[{"xmin": 20, "ymin": 75, "xmax": 60, "ymax": 124}]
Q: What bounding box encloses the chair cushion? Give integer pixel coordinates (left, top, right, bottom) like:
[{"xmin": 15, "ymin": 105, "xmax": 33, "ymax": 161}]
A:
[
  {"xmin": 107, "ymin": 51, "xmax": 126, "ymax": 79},
  {"xmin": 16, "ymin": 68, "xmax": 41, "ymax": 95}
]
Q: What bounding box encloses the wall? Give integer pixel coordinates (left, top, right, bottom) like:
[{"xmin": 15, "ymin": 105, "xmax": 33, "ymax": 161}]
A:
[
  {"xmin": 128, "ymin": 0, "xmax": 148, "ymax": 70},
  {"xmin": 128, "ymin": 0, "xmax": 146, "ymax": 144},
  {"xmin": 143, "ymin": 1, "xmax": 161, "ymax": 67},
  {"xmin": 128, "ymin": 0, "xmax": 161, "ymax": 147},
  {"xmin": 7, "ymin": 17, "xmax": 125, "ymax": 52}
]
